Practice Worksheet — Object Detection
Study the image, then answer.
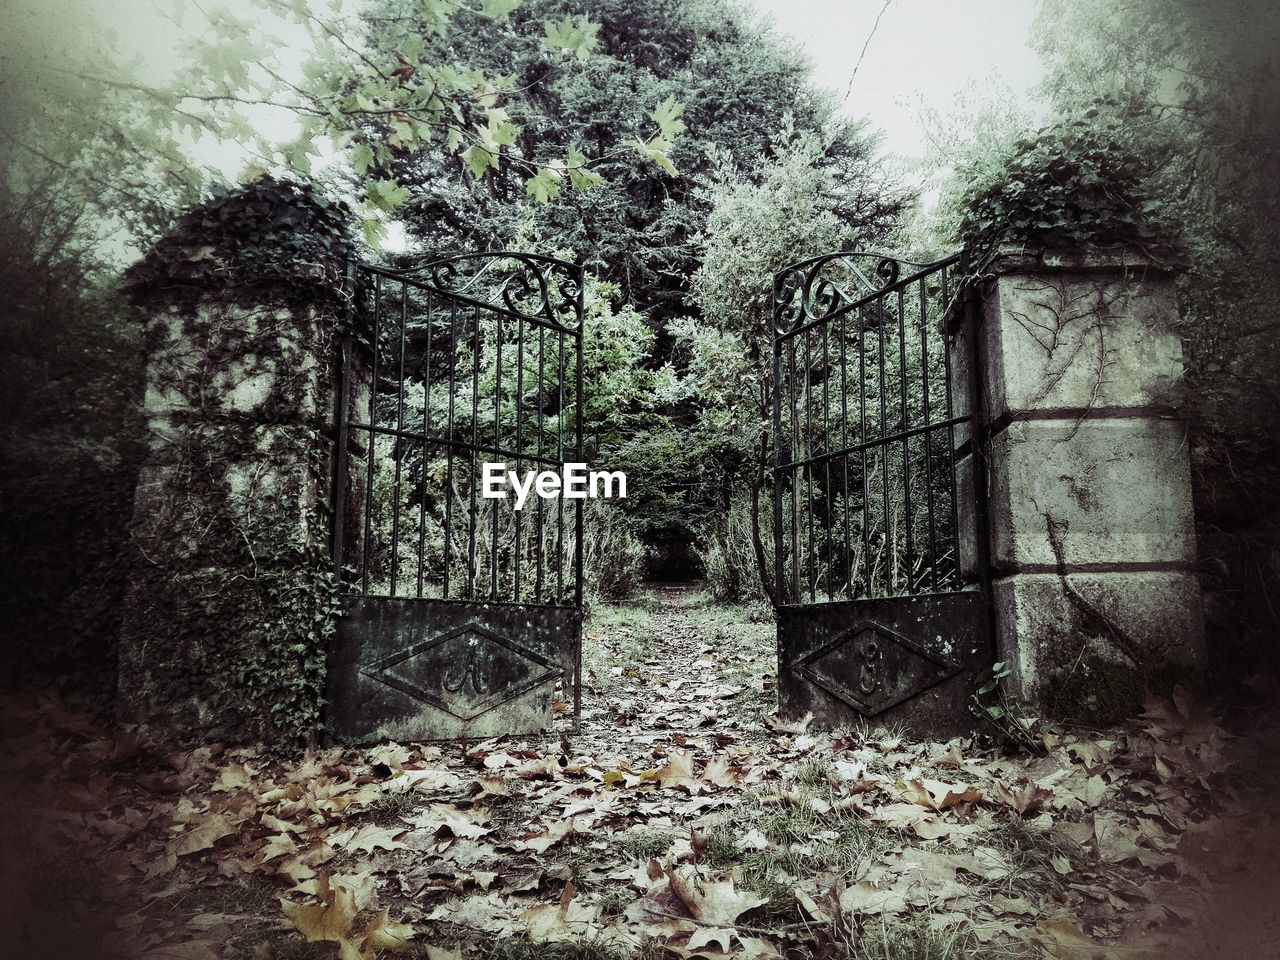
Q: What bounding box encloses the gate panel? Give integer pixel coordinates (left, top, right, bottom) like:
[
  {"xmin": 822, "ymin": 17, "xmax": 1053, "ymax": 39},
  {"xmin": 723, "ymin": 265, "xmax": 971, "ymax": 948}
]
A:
[
  {"xmin": 328, "ymin": 253, "xmax": 583, "ymax": 743},
  {"xmin": 771, "ymin": 250, "xmax": 992, "ymax": 733}
]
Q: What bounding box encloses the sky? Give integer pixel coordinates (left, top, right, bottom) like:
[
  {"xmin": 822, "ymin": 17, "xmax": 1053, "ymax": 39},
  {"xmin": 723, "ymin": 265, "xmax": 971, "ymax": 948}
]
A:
[
  {"xmin": 2, "ymin": 0, "xmax": 1048, "ymax": 254},
  {"xmin": 9, "ymin": 0, "xmax": 1045, "ymax": 169},
  {"xmin": 748, "ymin": 0, "xmax": 1045, "ymax": 159}
]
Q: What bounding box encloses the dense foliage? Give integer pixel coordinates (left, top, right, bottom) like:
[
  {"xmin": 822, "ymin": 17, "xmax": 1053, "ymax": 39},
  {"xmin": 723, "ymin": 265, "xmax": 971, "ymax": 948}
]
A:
[
  {"xmin": 357, "ymin": 0, "xmax": 907, "ymax": 569},
  {"xmin": 678, "ymin": 135, "xmax": 905, "ymax": 596},
  {"xmin": 365, "ymin": 0, "xmax": 902, "ymax": 324},
  {"xmin": 2, "ymin": 0, "xmax": 678, "ymax": 251},
  {"xmin": 956, "ymin": 104, "xmax": 1178, "ymax": 257},
  {"xmin": 0, "ymin": 183, "xmax": 143, "ymax": 686}
]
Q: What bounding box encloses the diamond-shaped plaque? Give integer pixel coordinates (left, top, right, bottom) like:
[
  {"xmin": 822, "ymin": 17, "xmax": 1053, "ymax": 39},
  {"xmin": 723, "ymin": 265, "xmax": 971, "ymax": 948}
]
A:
[
  {"xmin": 359, "ymin": 623, "xmax": 561, "ymax": 720},
  {"xmin": 796, "ymin": 621, "xmax": 961, "ymax": 717}
]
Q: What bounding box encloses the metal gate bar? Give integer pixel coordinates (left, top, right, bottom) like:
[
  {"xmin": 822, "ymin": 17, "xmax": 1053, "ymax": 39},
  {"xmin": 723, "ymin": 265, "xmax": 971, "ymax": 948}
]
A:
[
  {"xmin": 771, "ymin": 250, "xmax": 971, "ymax": 606},
  {"xmin": 334, "ymin": 256, "xmax": 584, "ymax": 607},
  {"xmin": 770, "ymin": 248, "xmax": 991, "ymax": 731},
  {"xmin": 327, "ymin": 253, "xmax": 584, "ymax": 742}
]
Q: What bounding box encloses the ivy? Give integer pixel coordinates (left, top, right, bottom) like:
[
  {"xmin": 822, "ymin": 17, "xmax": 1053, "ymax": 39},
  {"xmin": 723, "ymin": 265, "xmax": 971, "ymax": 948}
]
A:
[
  {"xmin": 119, "ymin": 180, "xmax": 356, "ymax": 748},
  {"xmin": 957, "ymin": 100, "xmax": 1181, "ymax": 259},
  {"xmin": 124, "ymin": 177, "xmax": 356, "ymax": 298}
]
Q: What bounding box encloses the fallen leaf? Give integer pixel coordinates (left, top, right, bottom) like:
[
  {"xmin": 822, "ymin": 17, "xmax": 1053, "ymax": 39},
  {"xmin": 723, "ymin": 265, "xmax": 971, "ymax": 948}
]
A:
[
  {"xmin": 413, "ymin": 805, "xmax": 493, "ymax": 840},
  {"xmin": 656, "ymin": 751, "xmax": 697, "ymax": 790},
  {"xmin": 167, "ymin": 814, "xmax": 236, "ymax": 858},
  {"xmin": 340, "ymin": 824, "xmax": 409, "ymax": 854},
  {"xmin": 361, "ymin": 907, "xmax": 415, "ymax": 951},
  {"xmin": 284, "ymin": 876, "xmax": 358, "ymax": 943},
  {"xmin": 665, "ymin": 867, "xmax": 769, "ymax": 925}
]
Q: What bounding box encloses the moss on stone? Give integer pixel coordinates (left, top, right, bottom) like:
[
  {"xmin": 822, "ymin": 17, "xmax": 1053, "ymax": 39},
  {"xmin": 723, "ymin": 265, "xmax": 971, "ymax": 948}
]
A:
[
  {"xmin": 117, "ymin": 180, "xmax": 354, "ymax": 748},
  {"xmin": 1041, "ymin": 653, "xmax": 1204, "ymax": 726},
  {"xmin": 1042, "ymin": 654, "xmax": 1146, "ymax": 725}
]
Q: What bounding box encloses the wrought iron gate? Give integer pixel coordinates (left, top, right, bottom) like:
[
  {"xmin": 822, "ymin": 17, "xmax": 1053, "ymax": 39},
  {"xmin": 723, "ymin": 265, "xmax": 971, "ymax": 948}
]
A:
[
  {"xmin": 771, "ymin": 250, "xmax": 992, "ymax": 733},
  {"xmin": 327, "ymin": 252, "xmax": 584, "ymax": 742}
]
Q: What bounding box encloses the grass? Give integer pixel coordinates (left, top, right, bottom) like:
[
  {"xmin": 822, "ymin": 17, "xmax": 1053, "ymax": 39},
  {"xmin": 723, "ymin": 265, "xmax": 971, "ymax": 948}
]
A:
[
  {"xmin": 366, "ymin": 786, "xmax": 418, "ymax": 822},
  {"xmin": 615, "ymin": 828, "xmax": 675, "ymax": 860},
  {"xmin": 544, "ymin": 829, "xmax": 677, "ymax": 891},
  {"xmin": 838, "ymin": 913, "xmax": 1011, "ymax": 960},
  {"xmin": 788, "ymin": 756, "xmax": 836, "ymax": 787},
  {"xmin": 487, "ymin": 937, "xmax": 663, "ymax": 960},
  {"xmin": 980, "ymin": 816, "xmax": 1068, "ymax": 899},
  {"xmin": 583, "ymin": 595, "xmax": 664, "ymax": 700},
  {"xmin": 670, "ymin": 588, "xmax": 776, "ymax": 726},
  {"xmin": 698, "ymin": 765, "xmax": 899, "ymax": 922},
  {"xmin": 541, "ymin": 836, "xmax": 620, "ymax": 887}
]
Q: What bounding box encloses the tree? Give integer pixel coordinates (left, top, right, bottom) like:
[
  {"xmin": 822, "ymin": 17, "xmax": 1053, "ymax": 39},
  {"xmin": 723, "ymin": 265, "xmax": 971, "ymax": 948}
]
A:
[
  {"xmin": 365, "ymin": 0, "xmax": 901, "ymax": 322},
  {"xmin": 1, "ymin": 0, "xmax": 679, "ymax": 255},
  {"xmin": 358, "ymin": 0, "xmax": 907, "ymax": 572},
  {"xmin": 0, "ymin": 0, "xmax": 687, "ymax": 681},
  {"xmin": 0, "ymin": 178, "xmax": 143, "ymax": 683},
  {"xmin": 681, "ymin": 134, "xmax": 905, "ymax": 599}
]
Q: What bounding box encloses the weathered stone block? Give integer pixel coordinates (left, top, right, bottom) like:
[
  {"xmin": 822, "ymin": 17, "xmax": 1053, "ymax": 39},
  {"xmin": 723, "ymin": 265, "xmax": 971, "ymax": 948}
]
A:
[
  {"xmin": 118, "ymin": 178, "xmax": 359, "ymax": 743},
  {"xmin": 955, "ymin": 452, "xmax": 980, "ymax": 581},
  {"xmin": 987, "ymin": 417, "xmax": 1195, "ymax": 569},
  {"xmin": 993, "ymin": 570, "xmax": 1205, "ymax": 704},
  {"xmin": 141, "ymin": 302, "xmax": 332, "ymax": 426},
  {"xmin": 947, "ymin": 324, "xmax": 976, "ymax": 454},
  {"xmin": 981, "ymin": 272, "xmax": 1186, "ymax": 421},
  {"xmin": 972, "ymin": 249, "xmax": 1205, "ymax": 720},
  {"xmin": 126, "ymin": 433, "xmax": 325, "ymax": 556}
]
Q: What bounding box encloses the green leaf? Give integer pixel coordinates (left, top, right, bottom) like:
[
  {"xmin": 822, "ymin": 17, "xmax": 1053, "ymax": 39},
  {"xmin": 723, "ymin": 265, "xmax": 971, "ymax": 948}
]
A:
[
  {"xmin": 542, "ymin": 15, "xmax": 599, "ymax": 59},
  {"xmin": 624, "ymin": 137, "xmax": 677, "ymax": 177},
  {"xmin": 566, "ymin": 145, "xmax": 604, "ymax": 191},
  {"xmin": 482, "ymin": 107, "xmax": 518, "ymax": 149},
  {"xmin": 348, "ymin": 142, "xmax": 373, "ymax": 176},
  {"xmin": 362, "ymin": 218, "xmax": 387, "ymax": 247},
  {"xmin": 366, "ymin": 178, "xmax": 409, "ymax": 212},
  {"xmin": 463, "ymin": 144, "xmax": 497, "ymax": 180},
  {"xmin": 388, "ymin": 118, "xmax": 415, "ymax": 150},
  {"xmin": 525, "ymin": 168, "xmax": 562, "ymax": 203},
  {"xmin": 650, "ymin": 96, "xmax": 686, "ymax": 140}
]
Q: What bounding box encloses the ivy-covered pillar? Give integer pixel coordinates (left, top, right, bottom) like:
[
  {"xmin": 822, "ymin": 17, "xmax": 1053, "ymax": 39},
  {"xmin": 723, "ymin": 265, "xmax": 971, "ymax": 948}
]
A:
[
  {"xmin": 975, "ymin": 247, "xmax": 1206, "ymax": 720},
  {"xmin": 117, "ymin": 178, "xmax": 356, "ymax": 744}
]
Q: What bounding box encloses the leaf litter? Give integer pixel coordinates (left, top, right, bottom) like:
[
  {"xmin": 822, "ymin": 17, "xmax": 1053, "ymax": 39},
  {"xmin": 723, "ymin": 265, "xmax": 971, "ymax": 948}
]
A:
[{"xmin": 2, "ymin": 589, "xmax": 1279, "ymax": 958}]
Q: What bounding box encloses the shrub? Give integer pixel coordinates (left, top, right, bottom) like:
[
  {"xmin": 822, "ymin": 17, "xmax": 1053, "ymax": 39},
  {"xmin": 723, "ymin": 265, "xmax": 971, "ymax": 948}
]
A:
[
  {"xmin": 957, "ymin": 100, "xmax": 1179, "ymax": 256},
  {"xmin": 582, "ymin": 501, "xmax": 648, "ymax": 604},
  {"xmin": 699, "ymin": 495, "xmax": 772, "ymax": 604}
]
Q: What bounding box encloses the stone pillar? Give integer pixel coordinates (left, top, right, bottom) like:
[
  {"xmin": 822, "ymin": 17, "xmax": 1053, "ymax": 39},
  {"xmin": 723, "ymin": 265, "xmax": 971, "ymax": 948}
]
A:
[
  {"xmin": 977, "ymin": 248, "xmax": 1205, "ymax": 718},
  {"xmin": 117, "ymin": 178, "xmax": 355, "ymax": 743}
]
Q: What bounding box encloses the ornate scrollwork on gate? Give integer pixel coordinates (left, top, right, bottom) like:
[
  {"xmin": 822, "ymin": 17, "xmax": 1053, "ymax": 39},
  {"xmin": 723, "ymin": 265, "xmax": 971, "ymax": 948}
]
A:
[
  {"xmin": 773, "ymin": 251, "xmax": 933, "ymax": 334},
  {"xmin": 406, "ymin": 252, "xmax": 583, "ymax": 330}
]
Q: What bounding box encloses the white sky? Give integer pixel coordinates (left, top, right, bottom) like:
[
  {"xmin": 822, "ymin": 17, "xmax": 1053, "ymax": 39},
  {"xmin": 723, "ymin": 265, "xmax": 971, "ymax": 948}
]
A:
[
  {"xmin": 44, "ymin": 0, "xmax": 1045, "ymax": 168},
  {"xmin": 748, "ymin": 0, "xmax": 1044, "ymax": 158},
  {"xmin": 6, "ymin": 0, "xmax": 1047, "ymax": 253}
]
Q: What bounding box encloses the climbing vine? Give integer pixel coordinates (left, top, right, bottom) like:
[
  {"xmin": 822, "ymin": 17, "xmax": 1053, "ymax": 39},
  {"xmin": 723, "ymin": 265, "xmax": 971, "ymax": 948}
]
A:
[
  {"xmin": 123, "ymin": 179, "xmax": 358, "ymax": 747},
  {"xmin": 957, "ymin": 100, "xmax": 1181, "ymax": 262}
]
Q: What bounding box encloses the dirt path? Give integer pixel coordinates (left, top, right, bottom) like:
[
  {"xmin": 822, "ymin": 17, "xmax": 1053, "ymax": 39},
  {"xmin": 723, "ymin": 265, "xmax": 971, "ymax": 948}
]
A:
[{"xmin": 565, "ymin": 581, "xmax": 775, "ymax": 754}]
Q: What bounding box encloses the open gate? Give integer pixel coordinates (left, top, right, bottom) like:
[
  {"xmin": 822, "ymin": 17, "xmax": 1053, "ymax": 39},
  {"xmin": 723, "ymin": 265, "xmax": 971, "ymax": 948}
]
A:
[
  {"xmin": 771, "ymin": 250, "xmax": 992, "ymax": 733},
  {"xmin": 327, "ymin": 253, "xmax": 584, "ymax": 742}
]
